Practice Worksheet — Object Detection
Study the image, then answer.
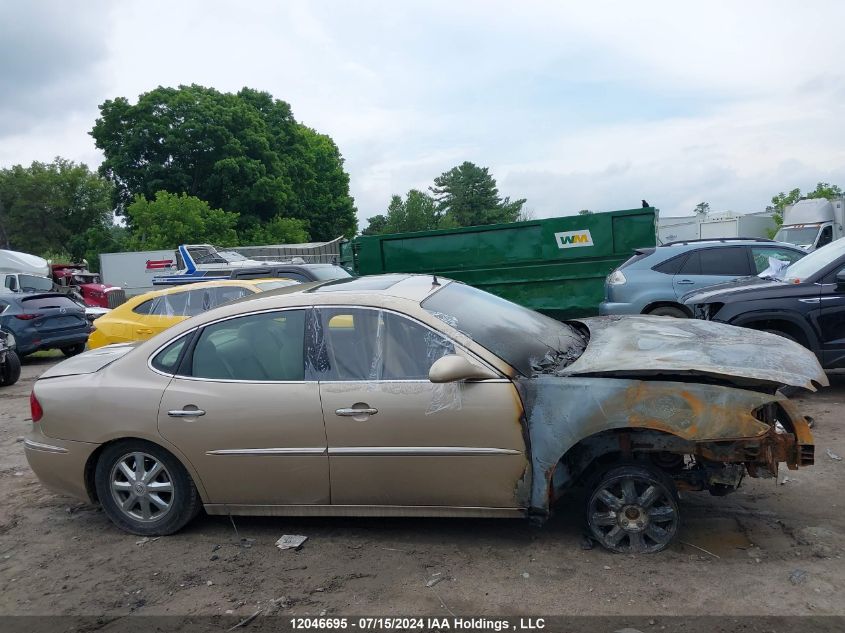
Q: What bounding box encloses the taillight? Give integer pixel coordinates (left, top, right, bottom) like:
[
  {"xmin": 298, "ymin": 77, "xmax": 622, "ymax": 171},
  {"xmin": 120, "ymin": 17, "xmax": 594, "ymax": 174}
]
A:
[
  {"xmin": 15, "ymin": 314, "xmax": 40, "ymax": 320},
  {"xmin": 30, "ymin": 391, "xmax": 43, "ymax": 423}
]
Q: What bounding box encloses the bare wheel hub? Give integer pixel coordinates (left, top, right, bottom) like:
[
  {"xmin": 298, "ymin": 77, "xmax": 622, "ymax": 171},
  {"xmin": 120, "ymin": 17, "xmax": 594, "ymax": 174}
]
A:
[{"xmin": 619, "ymin": 505, "xmax": 648, "ymax": 531}]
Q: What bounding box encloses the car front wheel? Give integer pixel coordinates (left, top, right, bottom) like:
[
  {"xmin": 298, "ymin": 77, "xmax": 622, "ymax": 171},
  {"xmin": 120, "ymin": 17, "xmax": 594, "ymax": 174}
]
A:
[
  {"xmin": 586, "ymin": 464, "xmax": 679, "ymax": 553},
  {"xmin": 95, "ymin": 440, "xmax": 201, "ymax": 536},
  {"xmin": 0, "ymin": 350, "xmax": 21, "ymax": 386}
]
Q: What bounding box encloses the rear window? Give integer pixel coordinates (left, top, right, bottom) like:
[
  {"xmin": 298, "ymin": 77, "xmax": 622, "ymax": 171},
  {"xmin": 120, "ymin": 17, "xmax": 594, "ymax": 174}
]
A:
[
  {"xmin": 309, "ymin": 266, "xmax": 352, "ymax": 281},
  {"xmin": 255, "ymin": 280, "xmax": 299, "ymax": 291},
  {"xmin": 618, "ymin": 248, "xmax": 655, "ymax": 270},
  {"xmin": 20, "ymin": 295, "xmax": 80, "ymax": 310}
]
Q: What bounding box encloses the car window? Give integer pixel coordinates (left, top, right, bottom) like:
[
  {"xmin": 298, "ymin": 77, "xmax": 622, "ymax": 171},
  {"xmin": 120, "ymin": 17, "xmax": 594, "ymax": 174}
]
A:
[
  {"xmin": 190, "ymin": 310, "xmax": 306, "ymax": 381},
  {"xmin": 148, "ymin": 291, "xmax": 189, "ymax": 316},
  {"xmin": 19, "ymin": 275, "xmax": 54, "ymax": 292},
  {"xmin": 818, "ymin": 225, "xmax": 833, "ymax": 248},
  {"xmin": 697, "ymin": 247, "xmax": 750, "ymax": 276},
  {"xmin": 20, "ymin": 295, "xmax": 81, "ymax": 310},
  {"xmin": 677, "ymin": 252, "xmax": 700, "ymax": 275},
  {"xmin": 751, "ymin": 247, "xmax": 804, "ymax": 274},
  {"xmin": 0, "ymin": 300, "xmax": 9, "ymax": 313},
  {"xmin": 653, "ymin": 253, "xmax": 687, "ymax": 274},
  {"xmin": 132, "ymin": 299, "xmax": 154, "ymax": 315},
  {"xmin": 151, "ymin": 335, "xmax": 190, "ymax": 374},
  {"xmin": 277, "ymin": 272, "xmax": 309, "ymax": 282},
  {"xmin": 308, "ymin": 308, "xmax": 455, "ymax": 381},
  {"xmin": 4, "ymin": 276, "xmax": 16, "ymax": 291},
  {"xmin": 254, "ymin": 280, "xmax": 298, "ymax": 292}
]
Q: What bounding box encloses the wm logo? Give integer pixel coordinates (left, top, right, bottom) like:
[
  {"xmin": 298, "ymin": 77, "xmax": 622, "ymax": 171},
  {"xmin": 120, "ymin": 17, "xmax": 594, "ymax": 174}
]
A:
[{"xmin": 555, "ymin": 230, "xmax": 594, "ymax": 249}]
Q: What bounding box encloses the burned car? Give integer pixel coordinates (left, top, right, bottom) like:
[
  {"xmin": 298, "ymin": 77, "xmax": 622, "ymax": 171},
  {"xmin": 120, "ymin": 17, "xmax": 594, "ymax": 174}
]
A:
[{"xmin": 23, "ymin": 275, "xmax": 822, "ymax": 553}]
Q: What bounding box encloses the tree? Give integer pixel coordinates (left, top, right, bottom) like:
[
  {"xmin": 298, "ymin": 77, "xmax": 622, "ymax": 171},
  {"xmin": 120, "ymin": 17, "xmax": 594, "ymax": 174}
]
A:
[
  {"xmin": 0, "ymin": 158, "xmax": 114, "ymax": 256},
  {"xmin": 767, "ymin": 182, "xmax": 843, "ymax": 226},
  {"xmin": 124, "ymin": 191, "xmax": 239, "ymax": 250},
  {"xmin": 91, "ymin": 84, "xmax": 357, "ymax": 241},
  {"xmin": 578, "ymin": 209, "xmax": 592, "ymax": 215},
  {"xmin": 430, "ymin": 161, "xmax": 526, "ymax": 227},
  {"xmin": 361, "ymin": 214, "xmax": 388, "ymax": 236},
  {"xmin": 693, "ymin": 202, "xmax": 710, "ymax": 216},
  {"xmin": 240, "ymin": 215, "xmax": 309, "ymax": 245}
]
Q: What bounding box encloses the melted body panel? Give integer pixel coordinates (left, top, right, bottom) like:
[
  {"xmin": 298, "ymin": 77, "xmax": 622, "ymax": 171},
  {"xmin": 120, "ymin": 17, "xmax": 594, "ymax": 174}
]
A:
[{"xmin": 561, "ymin": 316, "xmax": 828, "ymax": 391}]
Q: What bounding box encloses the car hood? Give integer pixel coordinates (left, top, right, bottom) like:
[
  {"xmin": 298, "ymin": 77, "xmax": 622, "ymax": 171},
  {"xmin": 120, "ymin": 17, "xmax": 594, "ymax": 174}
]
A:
[
  {"xmin": 557, "ymin": 316, "xmax": 828, "ymax": 391},
  {"xmin": 680, "ymin": 275, "xmax": 787, "ymax": 304},
  {"xmin": 39, "ymin": 343, "xmax": 138, "ymax": 379}
]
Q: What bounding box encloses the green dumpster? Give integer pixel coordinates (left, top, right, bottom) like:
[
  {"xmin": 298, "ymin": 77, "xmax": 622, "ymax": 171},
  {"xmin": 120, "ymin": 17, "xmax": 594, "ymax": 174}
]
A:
[{"xmin": 343, "ymin": 207, "xmax": 657, "ymax": 319}]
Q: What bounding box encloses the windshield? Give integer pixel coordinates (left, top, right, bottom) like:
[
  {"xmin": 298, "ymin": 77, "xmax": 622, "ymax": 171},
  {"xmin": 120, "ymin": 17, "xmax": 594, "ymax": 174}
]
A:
[
  {"xmin": 218, "ymin": 250, "xmax": 249, "ymax": 262},
  {"xmin": 422, "ymin": 282, "xmax": 587, "ymax": 376},
  {"xmin": 19, "ymin": 275, "xmax": 54, "ymax": 292},
  {"xmin": 774, "ymin": 226, "xmax": 820, "ymax": 247},
  {"xmin": 784, "ymin": 238, "xmax": 845, "ymax": 283},
  {"xmin": 310, "ymin": 266, "xmax": 353, "ymax": 281}
]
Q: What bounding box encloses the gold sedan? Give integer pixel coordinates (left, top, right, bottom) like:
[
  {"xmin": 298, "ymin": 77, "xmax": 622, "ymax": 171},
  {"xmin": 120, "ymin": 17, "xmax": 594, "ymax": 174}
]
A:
[{"xmin": 24, "ymin": 275, "xmax": 822, "ymax": 553}]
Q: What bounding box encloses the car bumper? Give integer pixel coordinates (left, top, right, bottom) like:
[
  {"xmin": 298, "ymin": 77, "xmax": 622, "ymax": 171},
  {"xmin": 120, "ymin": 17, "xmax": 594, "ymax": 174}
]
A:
[
  {"xmin": 87, "ymin": 328, "xmax": 113, "ymax": 349},
  {"xmin": 24, "ymin": 430, "xmax": 99, "ymax": 503},
  {"xmin": 598, "ymin": 301, "xmax": 640, "ymax": 316}
]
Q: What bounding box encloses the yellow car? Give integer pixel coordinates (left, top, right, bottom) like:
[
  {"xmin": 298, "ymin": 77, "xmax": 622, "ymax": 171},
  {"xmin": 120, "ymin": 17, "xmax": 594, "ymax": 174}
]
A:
[{"xmin": 88, "ymin": 279, "xmax": 297, "ymax": 348}]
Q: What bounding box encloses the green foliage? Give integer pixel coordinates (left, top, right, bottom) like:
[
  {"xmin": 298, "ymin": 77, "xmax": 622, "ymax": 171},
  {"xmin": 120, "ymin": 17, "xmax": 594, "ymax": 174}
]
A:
[
  {"xmin": 693, "ymin": 202, "xmax": 710, "ymax": 216},
  {"xmin": 578, "ymin": 209, "xmax": 592, "ymax": 215},
  {"xmin": 240, "ymin": 215, "xmax": 309, "ymax": 246},
  {"xmin": 430, "ymin": 161, "xmax": 526, "ymax": 227},
  {"xmin": 767, "ymin": 183, "xmax": 843, "ymax": 226},
  {"xmin": 91, "ymin": 84, "xmax": 357, "ymax": 240},
  {"xmin": 361, "ymin": 214, "xmax": 389, "ymax": 236},
  {"xmin": 67, "ymin": 224, "xmax": 130, "ymax": 272},
  {"xmin": 0, "ymin": 158, "xmax": 114, "ymax": 255},
  {"xmin": 124, "ymin": 191, "xmax": 240, "ymax": 250}
]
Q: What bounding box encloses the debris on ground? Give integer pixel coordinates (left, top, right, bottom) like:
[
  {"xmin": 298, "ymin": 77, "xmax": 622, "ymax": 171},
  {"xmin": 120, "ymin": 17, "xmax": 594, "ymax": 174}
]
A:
[
  {"xmin": 826, "ymin": 449, "xmax": 842, "ymax": 461},
  {"xmin": 135, "ymin": 537, "xmax": 160, "ymax": 546},
  {"xmin": 789, "ymin": 569, "xmax": 808, "ymax": 585},
  {"xmin": 275, "ymin": 535, "xmax": 308, "ymax": 551},
  {"xmin": 521, "ymin": 572, "xmax": 530, "ymax": 579},
  {"xmin": 426, "ymin": 572, "xmax": 445, "ymax": 587},
  {"xmin": 239, "ymin": 538, "xmax": 255, "ymax": 548}
]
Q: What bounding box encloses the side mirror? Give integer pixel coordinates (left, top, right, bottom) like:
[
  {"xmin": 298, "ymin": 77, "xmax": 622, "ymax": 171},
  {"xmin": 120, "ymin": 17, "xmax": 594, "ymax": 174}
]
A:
[
  {"xmin": 429, "ymin": 355, "xmax": 499, "ymax": 383},
  {"xmin": 836, "ymin": 269, "xmax": 845, "ymax": 289}
]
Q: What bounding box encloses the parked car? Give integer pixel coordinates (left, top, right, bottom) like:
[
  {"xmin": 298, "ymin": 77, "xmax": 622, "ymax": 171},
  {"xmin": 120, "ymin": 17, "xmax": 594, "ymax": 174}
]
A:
[
  {"xmin": 0, "ymin": 329, "xmax": 21, "ymax": 386},
  {"xmin": 0, "ymin": 293, "xmax": 90, "ymax": 357},
  {"xmin": 684, "ymin": 237, "xmax": 845, "ymax": 370},
  {"xmin": 25, "ymin": 275, "xmax": 822, "ymax": 553},
  {"xmin": 87, "ymin": 278, "xmax": 298, "ymax": 349},
  {"xmin": 229, "ymin": 262, "xmax": 352, "ymax": 283},
  {"xmin": 599, "ymin": 238, "xmax": 805, "ymax": 317}
]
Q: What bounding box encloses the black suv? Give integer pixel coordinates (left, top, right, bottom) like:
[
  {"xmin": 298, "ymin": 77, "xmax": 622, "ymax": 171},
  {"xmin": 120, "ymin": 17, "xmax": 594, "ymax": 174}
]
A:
[
  {"xmin": 684, "ymin": 239, "xmax": 845, "ymax": 369},
  {"xmin": 229, "ymin": 263, "xmax": 352, "ymax": 283}
]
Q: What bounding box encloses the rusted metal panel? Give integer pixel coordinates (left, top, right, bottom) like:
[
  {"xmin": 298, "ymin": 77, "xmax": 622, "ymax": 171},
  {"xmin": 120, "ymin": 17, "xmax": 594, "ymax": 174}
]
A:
[
  {"xmin": 559, "ymin": 316, "xmax": 829, "ymax": 391},
  {"xmin": 515, "ymin": 375, "xmax": 814, "ymax": 517}
]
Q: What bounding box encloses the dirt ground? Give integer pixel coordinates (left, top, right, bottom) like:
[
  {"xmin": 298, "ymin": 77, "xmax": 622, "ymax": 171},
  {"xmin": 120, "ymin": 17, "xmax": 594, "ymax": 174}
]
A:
[{"xmin": 1, "ymin": 354, "xmax": 844, "ymax": 619}]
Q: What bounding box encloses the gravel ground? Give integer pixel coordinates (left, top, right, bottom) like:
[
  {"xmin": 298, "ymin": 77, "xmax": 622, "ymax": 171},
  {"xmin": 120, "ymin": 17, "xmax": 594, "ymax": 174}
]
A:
[{"xmin": 0, "ymin": 353, "xmax": 843, "ymax": 619}]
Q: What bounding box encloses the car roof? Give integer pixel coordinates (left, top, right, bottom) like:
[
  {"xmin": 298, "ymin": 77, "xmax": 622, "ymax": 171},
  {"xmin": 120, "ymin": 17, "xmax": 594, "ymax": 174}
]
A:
[{"xmin": 131, "ymin": 278, "xmax": 295, "ymax": 301}]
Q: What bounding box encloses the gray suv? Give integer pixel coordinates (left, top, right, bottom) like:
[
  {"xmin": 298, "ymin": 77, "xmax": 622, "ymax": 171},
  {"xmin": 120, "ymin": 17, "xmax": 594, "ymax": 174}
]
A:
[{"xmin": 599, "ymin": 238, "xmax": 805, "ymax": 317}]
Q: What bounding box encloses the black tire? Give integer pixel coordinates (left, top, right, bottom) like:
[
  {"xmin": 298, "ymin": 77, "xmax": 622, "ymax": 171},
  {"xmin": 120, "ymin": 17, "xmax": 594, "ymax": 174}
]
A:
[
  {"xmin": 586, "ymin": 464, "xmax": 680, "ymax": 554},
  {"xmin": 61, "ymin": 343, "xmax": 86, "ymax": 357},
  {"xmin": 95, "ymin": 439, "xmax": 201, "ymax": 536},
  {"xmin": 646, "ymin": 306, "xmax": 688, "ymax": 318},
  {"xmin": 0, "ymin": 350, "xmax": 21, "ymax": 387}
]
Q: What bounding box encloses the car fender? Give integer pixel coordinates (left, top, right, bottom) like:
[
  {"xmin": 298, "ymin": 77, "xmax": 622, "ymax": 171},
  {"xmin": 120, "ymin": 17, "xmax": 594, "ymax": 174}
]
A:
[
  {"xmin": 728, "ymin": 309, "xmax": 820, "ymax": 350},
  {"xmin": 514, "ymin": 375, "xmax": 780, "ymax": 517}
]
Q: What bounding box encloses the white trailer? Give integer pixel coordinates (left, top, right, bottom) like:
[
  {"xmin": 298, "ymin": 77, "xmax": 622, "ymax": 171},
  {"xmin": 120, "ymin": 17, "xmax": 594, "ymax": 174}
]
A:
[
  {"xmin": 658, "ymin": 217, "xmax": 700, "ymax": 244},
  {"xmin": 699, "ymin": 213, "xmax": 776, "ymax": 240},
  {"xmin": 99, "ymin": 249, "xmax": 177, "ymax": 297}
]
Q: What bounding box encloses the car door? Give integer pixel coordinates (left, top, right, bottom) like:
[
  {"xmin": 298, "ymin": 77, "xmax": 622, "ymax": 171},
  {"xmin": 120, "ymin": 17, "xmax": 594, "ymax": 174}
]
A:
[
  {"xmin": 157, "ymin": 308, "xmax": 330, "ymax": 506},
  {"xmin": 672, "ymin": 246, "xmax": 752, "ymax": 297},
  {"xmin": 311, "ymin": 306, "xmax": 528, "ymax": 510},
  {"xmin": 815, "ymin": 266, "xmax": 845, "ymax": 368}
]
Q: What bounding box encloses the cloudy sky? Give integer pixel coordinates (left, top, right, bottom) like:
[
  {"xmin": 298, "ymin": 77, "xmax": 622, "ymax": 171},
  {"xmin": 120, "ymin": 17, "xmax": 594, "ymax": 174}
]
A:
[{"xmin": 2, "ymin": 1, "xmax": 845, "ymax": 226}]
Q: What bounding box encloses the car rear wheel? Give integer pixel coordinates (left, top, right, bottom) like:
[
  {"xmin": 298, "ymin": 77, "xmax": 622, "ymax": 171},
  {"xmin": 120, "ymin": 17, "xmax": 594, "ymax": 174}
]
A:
[
  {"xmin": 0, "ymin": 350, "xmax": 21, "ymax": 387},
  {"xmin": 646, "ymin": 306, "xmax": 687, "ymax": 318},
  {"xmin": 61, "ymin": 343, "xmax": 86, "ymax": 357},
  {"xmin": 586, "ymin": 464, "xmax": 679, "ymax": 554},
  {"xmin": 95, "ymin": 440, "xmax": 201, "ymax": 536}
]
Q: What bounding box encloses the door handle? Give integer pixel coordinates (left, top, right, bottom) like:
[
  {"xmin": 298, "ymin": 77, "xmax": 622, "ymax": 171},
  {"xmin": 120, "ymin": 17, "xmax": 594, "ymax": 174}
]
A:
[
  {"xmin": 336, "ymin": 407, "xmax": 378, "ymax": 417},
  {"xmin": 137, "ymin": 328, "xmax": 154, "ymax": 334},
  {"xmin": 676, "ymin": 279, "xmax": 694, "ymax": 285},
  {"xmin": 168, "ymin": 409, "xmax": 206, "ymax": 418}
]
